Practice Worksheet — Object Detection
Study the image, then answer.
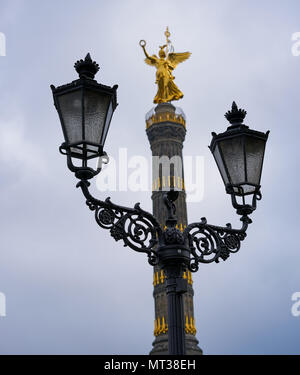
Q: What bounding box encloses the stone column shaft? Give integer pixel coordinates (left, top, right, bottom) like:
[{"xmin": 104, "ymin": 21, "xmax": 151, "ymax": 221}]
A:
[{"xmin": 146, "ymin": 103, "xmax": 202, "ymax": 355}]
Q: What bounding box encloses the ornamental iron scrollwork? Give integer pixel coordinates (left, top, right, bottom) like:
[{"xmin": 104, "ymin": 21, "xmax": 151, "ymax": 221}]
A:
[
  {"xmin": 77, "ymin": 180, "xmax": 161, "ymax": 267},
  {"xmin": 183, "ymin": 215, "xmax": 252, "ymax": 272},
  {"xmin": 76, "ymin": 179, "xmax": 256, "ymax": 272}
]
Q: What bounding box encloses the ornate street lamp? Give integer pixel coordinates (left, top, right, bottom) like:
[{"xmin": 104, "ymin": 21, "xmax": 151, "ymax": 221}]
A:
[
  {"xmin": 210, "ymin": 101, "xmax": 269, "ymax": 216},
  {"xmin": 51, "ymin": 53, "xmax": 118, "ymax": 180},
  {"xmin": 51, "ymin": 54, "xmax": 269, "ymax": 355}
]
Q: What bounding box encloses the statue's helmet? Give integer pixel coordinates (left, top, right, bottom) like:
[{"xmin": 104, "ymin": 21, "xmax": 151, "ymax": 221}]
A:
[{"xmin": 159, "ymin": 45, "xmax": 166, "ymax": 58}]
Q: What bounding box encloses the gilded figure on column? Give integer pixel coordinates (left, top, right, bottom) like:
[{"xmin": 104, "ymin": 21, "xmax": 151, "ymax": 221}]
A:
[{"xmin": 140, "ymin": 28, "xmax": 191, "ymax": 104}]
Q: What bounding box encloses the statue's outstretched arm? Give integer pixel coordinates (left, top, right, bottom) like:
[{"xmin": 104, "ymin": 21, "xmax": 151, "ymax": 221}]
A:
[
  {"xmin": 139, "ymin": 40, "xmax": 160, "ymax": 70},
  {"xmin": 141, "ymin": 45, "xmax": 150, "ymax": 59},
  {"xmin": 139, "ymin": 40, "xmax": 156, "ymax": 64}
]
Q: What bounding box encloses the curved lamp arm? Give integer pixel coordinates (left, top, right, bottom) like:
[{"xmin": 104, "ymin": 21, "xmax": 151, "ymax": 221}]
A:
[
  {"xmin": 76, "ymin": 180, "xmax": 163, "ymax": 266},
  {"xmin": 183, "ymin": 214, "xmax": 252, "ymax": 272}
]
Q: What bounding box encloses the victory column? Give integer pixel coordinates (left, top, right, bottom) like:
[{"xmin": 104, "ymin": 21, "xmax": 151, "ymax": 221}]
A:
[{"xmin": 140, "ymin": 28, "xmax": 202, "ymax": 355}]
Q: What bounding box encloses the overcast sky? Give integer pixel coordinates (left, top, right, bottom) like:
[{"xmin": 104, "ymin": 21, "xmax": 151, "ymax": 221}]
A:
[{"xmin": 0, "ymin": 0, "xmax": 300, "ymax": 354}]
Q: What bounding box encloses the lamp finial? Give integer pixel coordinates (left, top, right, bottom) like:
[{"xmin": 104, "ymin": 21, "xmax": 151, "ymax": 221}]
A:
[
  {"xmin": 225, "ymin": 101, "xmax": 247, "ymax": 125},
  {"xmin": 74, "ymin": 53, "xmax": 100, "ymax": 79}
]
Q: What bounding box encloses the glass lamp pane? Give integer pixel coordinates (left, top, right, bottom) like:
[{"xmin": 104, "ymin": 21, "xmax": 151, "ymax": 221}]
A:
[
  {"xmin": 213, "ymin": 144, "xmax": 229, "ymax": 184},
  {"xmin": 58, "ymin": 90, "xmax": 82, "ymax": 144},
  {"xmin": 240, "ymin": 184, "xmax": 256, "ymax": 195},
  {"xmin": 101, "ymin": 100, "xmax": 113, "ymax": 145},
  {"xmin": 86, "ymin": 144, "xmax": 100, "ymax": 159},
  {"xmin": 245, "ymin": 136, "xmax": 266, "ymax": 186},
  {"xmin": 84, "ymin": 89, "xmax": 110, "ymax": 146},
  {"xmin": 219, "ymin": 136, "xmax": 245, "ymax": 185}
]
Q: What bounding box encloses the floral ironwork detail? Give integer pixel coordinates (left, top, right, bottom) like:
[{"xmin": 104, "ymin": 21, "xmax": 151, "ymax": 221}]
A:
[
  {"xmin": 183, "ymin": 216, "xmax": 251, "ymax": 272},
  {"xmin": 164, "ymin": 227, "xmax": 185, "ymax": 245},
  {"xmin": 77, "ymin": 180, "xmax": 161, "ymax": 266},
  {"xmin": 79, "ymin": 183, "xmax": 253, "ymax": 272}
]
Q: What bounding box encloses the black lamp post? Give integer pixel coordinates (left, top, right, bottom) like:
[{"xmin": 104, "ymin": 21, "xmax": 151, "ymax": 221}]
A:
[{"xmin": 51, "ymin": 54, "xmax": 269, "ymax": 355}]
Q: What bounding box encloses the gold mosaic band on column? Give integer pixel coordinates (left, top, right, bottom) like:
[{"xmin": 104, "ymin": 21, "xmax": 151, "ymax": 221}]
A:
[
  {"xmin": 153, "ymin": 269, "xmax": 193, "ymax": 286},
  {"xmin": 154, "ymin": 315, "xmax": 196, "ymax": 336},
  {"xmin": 146, "ymin": 111, "xmax": 186, "ymax": 129},
  {"xmin": 162, "ymin": 223, "xmax": 187, "ymax": 232},
  {"xmin": 153, "ymin": 270, "xmax": 166, "ymax": 286},
  {"xmin": 152, "ymin": 176, "xmax": 185, "ymax": 191}
]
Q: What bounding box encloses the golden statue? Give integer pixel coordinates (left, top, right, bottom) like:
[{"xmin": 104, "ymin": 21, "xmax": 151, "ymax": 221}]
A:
[{"xmin": 140, "ymin": 27, "xmax": 191, "ymax": 104}]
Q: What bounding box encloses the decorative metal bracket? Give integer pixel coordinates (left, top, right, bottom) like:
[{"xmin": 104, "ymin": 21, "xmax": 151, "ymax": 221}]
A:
[
  {"xmin": 76, "ymin": 180, "xmax": 255, "ymax": 273},
  {"xmin": 77, "ymin": 180, "xmax": 162, "ymax": 266},
  {"xmin": 183, "ymin": 214, "xmax": 252, "ymax": 272}
]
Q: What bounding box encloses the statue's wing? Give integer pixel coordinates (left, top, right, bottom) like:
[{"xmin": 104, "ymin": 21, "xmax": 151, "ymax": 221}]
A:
[
  {"xmin": 144, "ymin": 54, "xmax": 159, "ymax": 67},
  {"xmin": 167, "ymin": 52, "xmax": 191, "ymax": 68}
]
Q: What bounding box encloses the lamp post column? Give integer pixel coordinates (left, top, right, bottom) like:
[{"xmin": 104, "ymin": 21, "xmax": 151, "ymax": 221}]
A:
[{"xmin": 165, "ymin": 263, "xmax": 187, "ymax": 355}]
